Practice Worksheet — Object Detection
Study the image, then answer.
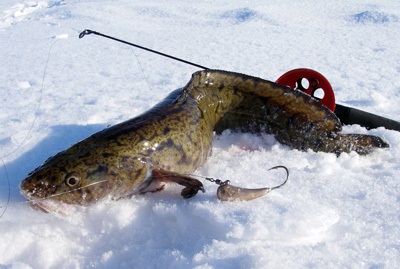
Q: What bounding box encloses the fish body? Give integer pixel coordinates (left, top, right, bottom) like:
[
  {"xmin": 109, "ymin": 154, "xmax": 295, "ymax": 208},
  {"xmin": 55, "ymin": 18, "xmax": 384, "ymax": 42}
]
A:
[{"xmin": 20, "ymin": 70, "xmax": 388, "ymax": 213}]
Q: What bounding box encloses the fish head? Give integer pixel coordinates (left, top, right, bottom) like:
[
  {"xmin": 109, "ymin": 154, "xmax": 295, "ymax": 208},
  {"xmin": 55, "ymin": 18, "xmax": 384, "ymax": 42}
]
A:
[{"xmin": 20, "ymin": 155, "xmax": 112, "ymax": 215}]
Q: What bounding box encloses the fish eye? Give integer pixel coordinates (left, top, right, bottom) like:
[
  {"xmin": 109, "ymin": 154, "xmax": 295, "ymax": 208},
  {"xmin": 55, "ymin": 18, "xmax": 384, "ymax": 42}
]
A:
[{"xmin": 65, "ymin": 173, "xmax": 81, "ymax": 188}]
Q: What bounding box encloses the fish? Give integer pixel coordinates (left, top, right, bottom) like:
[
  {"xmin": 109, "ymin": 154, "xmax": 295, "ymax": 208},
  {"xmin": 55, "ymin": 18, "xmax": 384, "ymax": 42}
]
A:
[{"xmin": 20, "ymin": 69, "xmax": 388, "ymax": 214}]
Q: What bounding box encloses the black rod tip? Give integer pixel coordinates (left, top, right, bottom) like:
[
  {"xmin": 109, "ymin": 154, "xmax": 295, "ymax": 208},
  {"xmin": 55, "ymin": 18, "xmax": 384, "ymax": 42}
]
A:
[{"xmin": 79, "ymin": 29, "xmax": 95, "ymax": 39}]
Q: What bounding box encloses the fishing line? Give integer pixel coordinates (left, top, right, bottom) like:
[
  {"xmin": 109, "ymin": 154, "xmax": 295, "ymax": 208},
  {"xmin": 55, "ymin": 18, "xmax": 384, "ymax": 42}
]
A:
[
  {"xmin": 129, "ymin": 47, "xmax": 155, "ymax": 93},
  {"xmin": 0, "ymin": 37, "xmax": 66, "ymax": 218},
  {"xmin": 0, "ymin": 159, "xmax": 10, "ymax": 219},
  {"xmin": 2, "ymin": 39, "xmax": 62, "ymax": 159},
  {"xmin": 1, "ymin": 32, "xmax": 197, "ymax": 215}
]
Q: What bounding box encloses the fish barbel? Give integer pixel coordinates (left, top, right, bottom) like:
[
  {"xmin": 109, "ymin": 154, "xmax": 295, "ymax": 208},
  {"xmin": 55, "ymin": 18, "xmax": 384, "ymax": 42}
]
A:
[{"xmin": 20, "ymin": 70, "xmax": 388, "ymax": 214}]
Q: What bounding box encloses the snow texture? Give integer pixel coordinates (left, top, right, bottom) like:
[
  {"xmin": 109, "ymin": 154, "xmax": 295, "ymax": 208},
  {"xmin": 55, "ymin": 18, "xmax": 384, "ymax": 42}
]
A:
[{"xmin": 0, "ymin": 0, "xmax": 399, "ymax": 268}]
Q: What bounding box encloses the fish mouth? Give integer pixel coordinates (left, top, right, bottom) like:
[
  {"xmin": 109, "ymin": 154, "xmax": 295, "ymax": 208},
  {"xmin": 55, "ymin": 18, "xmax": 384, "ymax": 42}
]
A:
[
  {"xmin": 26, "ymin": 198, "xmax": 77, "ymax": 216},
  {"xmin": 20, "ymin": 188, "xmax": 77, "ymax": 216}
]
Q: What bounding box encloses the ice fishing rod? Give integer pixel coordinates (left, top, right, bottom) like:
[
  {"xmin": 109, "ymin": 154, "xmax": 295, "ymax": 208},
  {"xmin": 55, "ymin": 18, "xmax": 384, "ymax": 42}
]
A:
[
  {"xmin": 79, "ymin": 29, "xmax": 400, "ymax": 132},
  {"xmin": 79, "ymin": 29, "xmax": 208, "ymax": 70}
]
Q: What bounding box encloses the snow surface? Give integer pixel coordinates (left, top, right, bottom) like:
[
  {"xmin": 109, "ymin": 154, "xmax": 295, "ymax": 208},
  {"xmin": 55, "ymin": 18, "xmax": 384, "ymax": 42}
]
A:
[{"xmin": 1, "ymin": 0, "xmax": 400, "ymax": 268}]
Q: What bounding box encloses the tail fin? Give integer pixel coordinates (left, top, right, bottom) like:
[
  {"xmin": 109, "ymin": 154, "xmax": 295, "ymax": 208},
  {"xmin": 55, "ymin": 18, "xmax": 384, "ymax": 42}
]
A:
[{"xmin": 323, "ymin": 134, "xmax": 389, "ymax": 155}]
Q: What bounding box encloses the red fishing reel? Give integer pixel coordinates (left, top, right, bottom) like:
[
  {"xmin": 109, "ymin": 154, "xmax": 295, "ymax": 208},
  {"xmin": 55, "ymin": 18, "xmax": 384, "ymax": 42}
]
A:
[{"xmin": 276, "ymin": 68, "xmax": 336, "ymax": 112}]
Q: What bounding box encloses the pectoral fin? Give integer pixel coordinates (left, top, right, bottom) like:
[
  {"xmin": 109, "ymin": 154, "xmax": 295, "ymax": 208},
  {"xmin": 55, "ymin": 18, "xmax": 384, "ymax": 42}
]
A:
[{"xmin": 151, "ymin": 169, "xmax": 205, "ymax": 198}]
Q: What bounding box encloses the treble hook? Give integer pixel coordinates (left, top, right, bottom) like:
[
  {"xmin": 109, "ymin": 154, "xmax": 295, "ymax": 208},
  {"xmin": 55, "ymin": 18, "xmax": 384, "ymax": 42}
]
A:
[{"xmin": 216, "ymin": 165, "xmax": 289, "ymax": 201}]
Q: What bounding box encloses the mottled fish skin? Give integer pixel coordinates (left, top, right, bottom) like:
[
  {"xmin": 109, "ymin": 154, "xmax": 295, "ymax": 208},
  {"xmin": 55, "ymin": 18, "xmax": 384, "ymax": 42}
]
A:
[{"xmin": 20, "ymin": 70, "xmax": 388, "ymax": 210}]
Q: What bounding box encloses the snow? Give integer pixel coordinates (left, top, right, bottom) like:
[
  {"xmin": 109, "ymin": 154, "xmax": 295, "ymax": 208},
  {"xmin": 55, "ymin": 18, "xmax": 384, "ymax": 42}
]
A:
[{"xmin": 1, "ymin": 0, "xmax": 399, "ymax": 268}]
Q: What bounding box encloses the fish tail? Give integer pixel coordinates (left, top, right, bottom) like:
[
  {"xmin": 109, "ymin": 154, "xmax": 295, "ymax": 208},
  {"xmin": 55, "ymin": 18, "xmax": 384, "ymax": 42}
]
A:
[{"xmin": 318, "ymin": 133, "xmax": 389, "ymax": 155}]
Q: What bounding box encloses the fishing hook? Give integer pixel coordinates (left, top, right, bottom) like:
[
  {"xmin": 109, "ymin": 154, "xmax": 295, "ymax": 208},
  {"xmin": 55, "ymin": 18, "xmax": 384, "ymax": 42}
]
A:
[{"xmin": 205, "ymin": 165, "xmax": 289, "ymax": 201}]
